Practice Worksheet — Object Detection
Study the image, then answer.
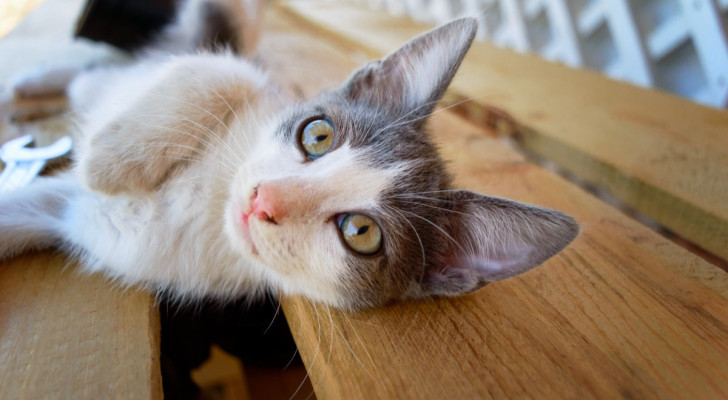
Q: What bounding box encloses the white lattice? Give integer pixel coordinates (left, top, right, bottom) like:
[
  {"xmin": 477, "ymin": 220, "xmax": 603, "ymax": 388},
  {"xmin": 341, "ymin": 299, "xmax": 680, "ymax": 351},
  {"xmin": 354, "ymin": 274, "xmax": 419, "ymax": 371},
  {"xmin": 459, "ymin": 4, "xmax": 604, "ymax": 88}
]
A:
[{"xmin": 356, "ymin": 0, "xmax": 728, "ymax": 108}]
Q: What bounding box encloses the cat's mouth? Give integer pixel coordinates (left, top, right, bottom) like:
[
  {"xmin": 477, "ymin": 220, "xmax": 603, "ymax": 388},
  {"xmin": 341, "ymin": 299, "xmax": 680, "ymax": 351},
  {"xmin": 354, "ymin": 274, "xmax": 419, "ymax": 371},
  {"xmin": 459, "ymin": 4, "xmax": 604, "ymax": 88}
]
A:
[
  {"xmin": 241, "ymin": 216, "xmax": 259, "ymax": 256},
  {"xmin": 231, "ymin": 202, "xmax": 259, "ymax": 256}
]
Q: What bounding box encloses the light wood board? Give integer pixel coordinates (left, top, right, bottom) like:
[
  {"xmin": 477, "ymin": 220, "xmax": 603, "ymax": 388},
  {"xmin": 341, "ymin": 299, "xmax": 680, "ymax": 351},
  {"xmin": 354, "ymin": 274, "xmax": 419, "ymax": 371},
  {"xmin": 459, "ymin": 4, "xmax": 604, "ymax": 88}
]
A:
[
  {"xmin": 281, "ymin": 1, "xmax": 728, "ymax": 263},
  {"xmin": 265, "ymin": 4, "xmax": 728, "ymax": 399},
  {"xmin": 0, "ymin": 253, "xmax": 162, "ymax": 399}
]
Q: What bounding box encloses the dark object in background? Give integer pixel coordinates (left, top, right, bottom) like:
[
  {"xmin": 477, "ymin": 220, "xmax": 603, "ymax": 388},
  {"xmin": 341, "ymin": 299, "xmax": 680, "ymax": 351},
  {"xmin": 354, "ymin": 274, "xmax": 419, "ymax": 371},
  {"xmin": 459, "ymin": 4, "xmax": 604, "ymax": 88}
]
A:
[
  {"xmin": 160, "ymin": 296, "xmax": 303, "ymax": 400},
  {"xmin": 74, "ymin": 0, "xmax": 178, "ymax": 51}
]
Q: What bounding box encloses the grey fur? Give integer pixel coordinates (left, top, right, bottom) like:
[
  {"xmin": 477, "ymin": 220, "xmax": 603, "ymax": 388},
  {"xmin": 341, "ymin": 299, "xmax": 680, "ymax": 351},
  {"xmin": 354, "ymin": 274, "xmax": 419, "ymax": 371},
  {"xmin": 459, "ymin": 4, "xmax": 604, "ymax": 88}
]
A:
[{"xmin": 269, "ymin": 18, "xmax": 578, "ymax": 308}]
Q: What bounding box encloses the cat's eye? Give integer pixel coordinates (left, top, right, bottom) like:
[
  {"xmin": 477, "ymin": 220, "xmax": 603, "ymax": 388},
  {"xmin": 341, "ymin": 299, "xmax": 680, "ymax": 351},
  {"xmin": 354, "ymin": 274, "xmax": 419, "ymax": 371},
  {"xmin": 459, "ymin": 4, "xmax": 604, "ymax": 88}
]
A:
[
  {"xmin": 300, "ymin": 118, "xmax": 334, "ymax": 159},
  {"xmin": 337, "ymin": 214, "xmax": 382, "ymax": 255}
]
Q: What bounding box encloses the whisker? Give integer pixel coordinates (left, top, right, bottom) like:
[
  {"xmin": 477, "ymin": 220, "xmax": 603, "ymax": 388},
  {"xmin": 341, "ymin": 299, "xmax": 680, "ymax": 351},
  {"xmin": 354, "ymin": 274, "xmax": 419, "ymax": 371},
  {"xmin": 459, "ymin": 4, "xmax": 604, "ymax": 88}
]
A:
[
  {"xmin": 384, "ymin": 205, "xmax": 427, "ymax": 280},
  {"xmin": 208, "ymin": 87, "xmax": 254, "ymax": 155},
  {"xmin": 129, "ymin": 113, "xmax": 243, "ymax": 165},
  {"xmin": 398, "ymin": 208, "xmax": 466, "ymax": 254},
  {"xmin": 371, "ymin": 97, "xmax": 441, "ymax": 137},
  {"xmin": 118, "ymin": 142, "xmax": 240, "ymax": 176},
  {"xmin": 371, "ymin": 92, "xmax": 498, "ymax": 137},
  {"xmin": 388, "ymin": 189, "xmax": 464, "ymax": 197},
  {"xmin": 288, "ymin": 301, "xmax": 321, "ymax": 400},
  {"xmin": 146, "ymin": 91, "xmax": 232, "ymax": 132},
  {"xmin": 388, "ymin": 199, "xmax": 469, "ymax": 216},
  {"xmin": 342, "ymin": 313, "xmax": 380, "ymax": 378},
  {"xmin": 327, "ymin": 307, "xmax": 376, "ymax": 381},
  {"xmin": 112, "ymin": 119, "xmax": 243, "ymax": 174},
  {"xmin": 262, "ymin": 297, "xmax": 282, "ymax": 335}
]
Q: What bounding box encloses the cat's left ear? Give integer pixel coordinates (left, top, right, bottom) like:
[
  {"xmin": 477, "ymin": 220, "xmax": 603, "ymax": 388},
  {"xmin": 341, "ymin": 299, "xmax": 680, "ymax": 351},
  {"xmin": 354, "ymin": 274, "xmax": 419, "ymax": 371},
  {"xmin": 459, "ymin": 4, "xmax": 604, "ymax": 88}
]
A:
[
  {"xmin": 418, "ymin": 190, "xmax": 579, "ymax": 297},
  {"xmin": 343, "ymin": 18, "xmax": 477, "ymax": 120}
]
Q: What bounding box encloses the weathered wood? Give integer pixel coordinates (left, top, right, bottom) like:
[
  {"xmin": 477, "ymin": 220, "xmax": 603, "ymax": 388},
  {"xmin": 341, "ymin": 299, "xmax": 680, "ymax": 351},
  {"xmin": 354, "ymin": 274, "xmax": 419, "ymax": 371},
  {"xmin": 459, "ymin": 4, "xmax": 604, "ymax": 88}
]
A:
[
  {"xmin": 0, "ymin": 253, "xmax": 162, "ymax": 399},
  {"xmin": 0, "ymin": 1, "xmax": 162, "ymax": 398},
  {"xmin": 264, "ymin": 5, "xmax": 728, "ymax": 399},
  {"xmin": 281, "ymin": 2, "xmax": 728, "ymax": 263}
]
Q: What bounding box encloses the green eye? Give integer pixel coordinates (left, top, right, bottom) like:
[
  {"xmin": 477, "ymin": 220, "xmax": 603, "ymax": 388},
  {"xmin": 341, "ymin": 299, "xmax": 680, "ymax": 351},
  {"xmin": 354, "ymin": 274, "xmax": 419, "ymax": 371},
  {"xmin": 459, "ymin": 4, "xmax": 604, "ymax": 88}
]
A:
[
  {"xmin": 337, "ymin": 214, "xmax": 382, "ymax": 255},
  {"xmin": 300, "ymin": 118, "xmax": 334, "ymax": 159}
]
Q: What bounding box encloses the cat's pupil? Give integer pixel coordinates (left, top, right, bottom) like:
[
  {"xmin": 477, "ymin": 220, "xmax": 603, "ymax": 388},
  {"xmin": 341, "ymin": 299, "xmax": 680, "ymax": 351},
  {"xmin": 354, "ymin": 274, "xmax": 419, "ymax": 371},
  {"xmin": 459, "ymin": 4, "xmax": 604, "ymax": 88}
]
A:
[
  {"xmin": 357, "ymin": 225, "xmax": 369, "ymax": 235},
  {"xmin": 315, "ymin": 134, "xmax": 328, "ymax": 142}
]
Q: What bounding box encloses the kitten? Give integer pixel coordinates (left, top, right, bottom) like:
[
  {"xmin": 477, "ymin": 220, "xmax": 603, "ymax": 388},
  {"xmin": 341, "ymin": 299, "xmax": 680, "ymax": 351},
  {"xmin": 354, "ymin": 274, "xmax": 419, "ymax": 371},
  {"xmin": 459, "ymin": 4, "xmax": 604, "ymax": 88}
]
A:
[{"xmin": 0, "ymin": 0, "xmax": 578, "ymax": 311}]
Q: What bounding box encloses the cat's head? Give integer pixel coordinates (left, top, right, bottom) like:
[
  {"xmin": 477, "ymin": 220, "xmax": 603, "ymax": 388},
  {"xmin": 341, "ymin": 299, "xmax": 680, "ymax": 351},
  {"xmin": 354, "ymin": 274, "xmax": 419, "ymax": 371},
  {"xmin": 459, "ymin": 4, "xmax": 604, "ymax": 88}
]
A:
[{"xmin": 226, "ymin": 18, "xmax": 578, "ymax": 310}]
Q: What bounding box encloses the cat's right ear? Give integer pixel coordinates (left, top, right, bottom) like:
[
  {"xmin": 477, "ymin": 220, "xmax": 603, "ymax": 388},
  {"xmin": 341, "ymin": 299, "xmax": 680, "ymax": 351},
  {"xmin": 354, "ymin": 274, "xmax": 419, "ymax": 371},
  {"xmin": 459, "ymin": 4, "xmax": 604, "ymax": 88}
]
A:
[
  {"xmin": 416, "ymin": 190, "xmax": 579, "ymax": 298},
  {"xmin": 342, "ymin": 18, "xmax": 477, "ymax": 123}
]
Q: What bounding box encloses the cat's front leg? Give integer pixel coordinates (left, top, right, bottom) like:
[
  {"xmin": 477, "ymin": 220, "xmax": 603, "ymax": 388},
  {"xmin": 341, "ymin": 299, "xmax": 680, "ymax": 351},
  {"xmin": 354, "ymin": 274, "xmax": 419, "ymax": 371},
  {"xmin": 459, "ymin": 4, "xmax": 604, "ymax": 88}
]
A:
[{"xmin": 75, "ymin": 54, "xmax": 269, "ymax": 194}]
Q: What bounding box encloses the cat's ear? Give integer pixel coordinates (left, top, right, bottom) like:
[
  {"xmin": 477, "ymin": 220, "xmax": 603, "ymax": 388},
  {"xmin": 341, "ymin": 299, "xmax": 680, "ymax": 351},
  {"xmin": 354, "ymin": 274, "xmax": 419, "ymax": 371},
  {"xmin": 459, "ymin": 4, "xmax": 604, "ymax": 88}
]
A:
[
  {"xmin": 420, "ymin": 191, "xmax": 579, "ymax": 297},
  {"xmin": 342, "ymin": 18, "xmax": 477, "ymax": 120}
]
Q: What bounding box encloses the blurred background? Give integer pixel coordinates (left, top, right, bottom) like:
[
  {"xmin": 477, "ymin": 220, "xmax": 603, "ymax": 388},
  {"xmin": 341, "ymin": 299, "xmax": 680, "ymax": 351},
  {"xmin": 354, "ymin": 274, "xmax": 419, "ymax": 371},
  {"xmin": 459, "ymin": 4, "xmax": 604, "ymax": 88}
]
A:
[
  {"xmin": 351, "ymin": 0, "xmax": 728, "ymax": 108},
  {"xmin": 4, "ymin": 0, "xmax": 727, "ymax": 107}
]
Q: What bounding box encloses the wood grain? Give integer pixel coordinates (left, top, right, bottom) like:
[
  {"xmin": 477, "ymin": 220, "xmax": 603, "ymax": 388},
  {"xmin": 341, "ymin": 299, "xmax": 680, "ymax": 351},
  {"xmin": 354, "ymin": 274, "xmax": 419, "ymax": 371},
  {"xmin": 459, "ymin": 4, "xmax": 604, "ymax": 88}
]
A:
[
  {"xmin": 264, "ymin": 5, "xmax": 728, "ymax": 399},
  {"xmin": 280, "ymin": 2, "xmax": 728, "ymax": 262},
  {"xmin": 0, "ymin": 253, "xmax": 162, "ymax": 399}
]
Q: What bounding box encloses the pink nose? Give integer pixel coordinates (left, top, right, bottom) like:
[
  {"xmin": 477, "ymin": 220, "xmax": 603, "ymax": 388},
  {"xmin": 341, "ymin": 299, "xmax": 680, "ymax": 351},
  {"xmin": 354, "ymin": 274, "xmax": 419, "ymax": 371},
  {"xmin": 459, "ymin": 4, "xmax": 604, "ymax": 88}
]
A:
[{"xmin": 247, "ymin": 184, "xmax": 284, "ymax": 224}]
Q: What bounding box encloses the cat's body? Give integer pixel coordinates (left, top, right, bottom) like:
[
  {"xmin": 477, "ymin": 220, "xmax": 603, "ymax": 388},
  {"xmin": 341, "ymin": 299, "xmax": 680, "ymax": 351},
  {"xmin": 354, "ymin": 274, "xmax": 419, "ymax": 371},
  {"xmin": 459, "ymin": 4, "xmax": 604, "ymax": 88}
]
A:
[
  {"xmin": 0, "ymin": 0, "xmax": 578, "ymax": 310},
  {"xmin": 4, "ymin": 50, "xmax": 288, "ymax": 299}
]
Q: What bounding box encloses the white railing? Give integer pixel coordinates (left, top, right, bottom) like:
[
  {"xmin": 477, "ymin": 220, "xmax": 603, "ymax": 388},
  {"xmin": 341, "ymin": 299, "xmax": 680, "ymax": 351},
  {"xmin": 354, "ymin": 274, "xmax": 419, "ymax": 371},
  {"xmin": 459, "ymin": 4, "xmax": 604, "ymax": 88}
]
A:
[{"xmin": 357, "ymin": 0, "xmax": 728, "ymax": 108}]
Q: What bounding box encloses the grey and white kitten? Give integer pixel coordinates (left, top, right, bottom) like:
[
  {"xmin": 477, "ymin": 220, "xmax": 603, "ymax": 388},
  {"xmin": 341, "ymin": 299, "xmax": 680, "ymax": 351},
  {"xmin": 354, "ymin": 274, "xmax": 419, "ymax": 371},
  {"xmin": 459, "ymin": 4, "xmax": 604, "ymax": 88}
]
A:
[{"xmin": 0, "ymin": 0, "xmax": 578, "ymax": 311}]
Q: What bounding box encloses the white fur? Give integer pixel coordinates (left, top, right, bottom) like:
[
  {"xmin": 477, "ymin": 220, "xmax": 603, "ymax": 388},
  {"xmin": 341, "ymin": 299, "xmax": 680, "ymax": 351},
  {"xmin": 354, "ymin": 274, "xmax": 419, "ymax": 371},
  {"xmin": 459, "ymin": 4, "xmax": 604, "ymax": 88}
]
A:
[
  {"xmin": 58, "ymin": 54, "xmax": 274, "ymax": 300},
  {"xmin": 5, "ymin": 51, "xmax": 404, "ymax": 307},
  {"xmin": 226, "ymin": 130, "xmax": 407, "ymax": 306},
  {"xmin": 0, "ymin": 36, "xmax": 406, "ymax": 308}
]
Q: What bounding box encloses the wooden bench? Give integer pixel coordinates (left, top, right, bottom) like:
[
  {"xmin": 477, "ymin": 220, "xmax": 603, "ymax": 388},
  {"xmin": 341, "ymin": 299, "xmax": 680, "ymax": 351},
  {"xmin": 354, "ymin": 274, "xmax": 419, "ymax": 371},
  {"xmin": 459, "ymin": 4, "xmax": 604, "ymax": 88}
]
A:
[{"xmin": 1, "ymin": 1, "xmax": 727, "ymax": 399}]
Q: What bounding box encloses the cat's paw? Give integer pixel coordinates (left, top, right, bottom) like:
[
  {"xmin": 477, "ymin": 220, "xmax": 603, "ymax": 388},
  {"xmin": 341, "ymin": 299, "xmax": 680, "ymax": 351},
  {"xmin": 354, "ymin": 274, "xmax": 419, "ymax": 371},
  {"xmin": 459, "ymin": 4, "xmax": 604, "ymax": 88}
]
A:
[{"xmin": 78, "ymin": 122, "xmax": 172, "ymax": 195}]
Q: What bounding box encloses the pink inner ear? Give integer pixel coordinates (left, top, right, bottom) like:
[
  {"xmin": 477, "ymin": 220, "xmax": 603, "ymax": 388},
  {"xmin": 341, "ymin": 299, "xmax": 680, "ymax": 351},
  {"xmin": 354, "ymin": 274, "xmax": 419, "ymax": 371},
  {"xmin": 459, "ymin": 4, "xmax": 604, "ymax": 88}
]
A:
[
  {"xmin": 427, "ymin": 243, "xmax": 536, "ymax": 296},
  {"xmin": 457, "ymin": 244, "xmax": 536, "ymax": 282},
  {"xmin": 422, "ymin": 190, "xmax": 578, "ymax": 298}
]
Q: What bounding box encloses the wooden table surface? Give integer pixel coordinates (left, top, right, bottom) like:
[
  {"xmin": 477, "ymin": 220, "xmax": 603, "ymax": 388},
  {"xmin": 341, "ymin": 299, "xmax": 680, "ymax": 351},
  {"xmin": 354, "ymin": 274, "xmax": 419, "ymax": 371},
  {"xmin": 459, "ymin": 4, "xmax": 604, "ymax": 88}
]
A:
[
  {"xmin": 1, "ymin": 1, "xmax": 727, "ymax": 399},
  {"xmin": 0, "ymin": 254, "xmax": 161, "ymax": 399}
]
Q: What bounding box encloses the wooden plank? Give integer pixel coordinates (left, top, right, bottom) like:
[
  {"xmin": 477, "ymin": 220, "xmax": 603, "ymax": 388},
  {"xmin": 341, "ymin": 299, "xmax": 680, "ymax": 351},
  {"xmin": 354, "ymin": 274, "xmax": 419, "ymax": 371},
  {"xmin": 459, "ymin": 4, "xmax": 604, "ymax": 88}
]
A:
[
  {"xmin": 0, "ymin": 1, "xmax": 162, "ymax": 398},
  {"xmin": 280, "ymin": 2, "xmax": 728, "ymax": 262},
  {"xmin": 0, "ymin": 253, "xmax": 162, "ymax": 399},
  {"xmin": 260, "ymin": 5, "xmax": 728, "ymax": 399}
]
